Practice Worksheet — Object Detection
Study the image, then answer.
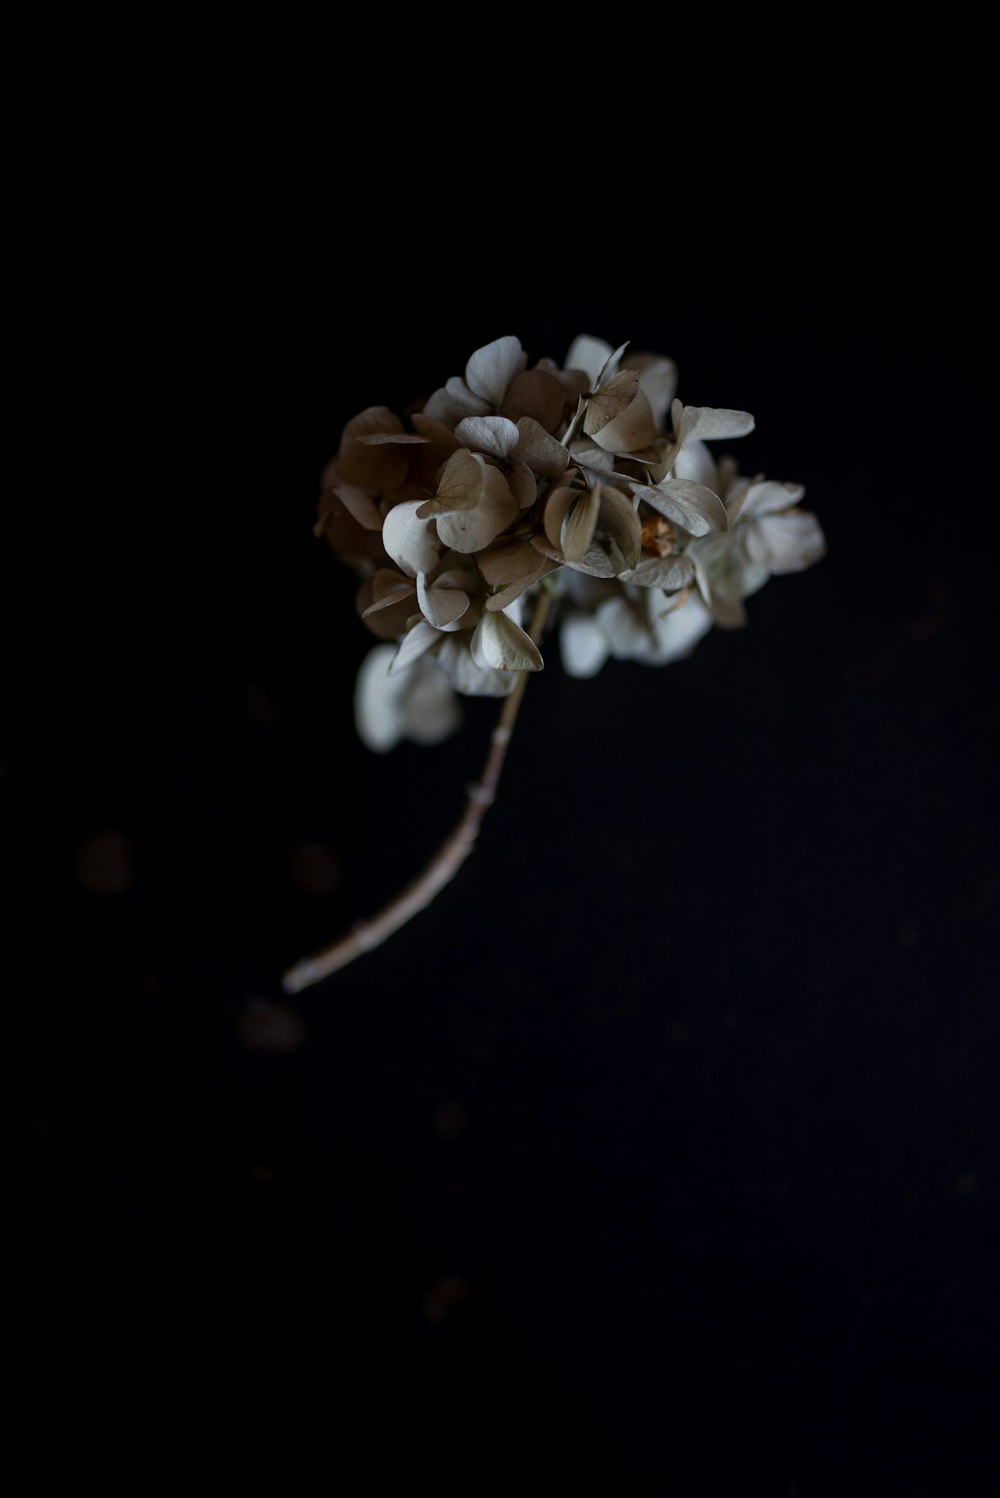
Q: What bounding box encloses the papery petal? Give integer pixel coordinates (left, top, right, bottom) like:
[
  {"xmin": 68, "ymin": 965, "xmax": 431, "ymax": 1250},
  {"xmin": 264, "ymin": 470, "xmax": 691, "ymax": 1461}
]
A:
[
  {"xmin": 622, "ymin": 554, "xmax": 696, "ymax": 590},
  {"xmin": 583, "ymin": 368, "xmax": 641, "ymax": 435},
  {"xmin": 434, "ymin": 461, "xmax": 519, "ymax": 554},
  {"xmin": 454, "ymin": 415, "xmax": 520, "ymax": 461},
  {"xmin": 681, "ymin": 405, "xmax": 756, "ymax": 442},
  {"xmin": 637, "ymin": 480, "xmax": 728, "ymax": 537},
  {"xmin": 559, "ymin": 613, "xmax": 610, "ymax": 678},
  {"xmin": 561, "ymin": 487, "xmax": 601, "ymax": 562},
  {"xmin": 471, "ymin": 608, "xmax": 543, "ymax": 672},
  {"xmin": 338, "ymin": 407, "xmax": 409, "ymax": 491},
  {"xmin": 362, "ymin": 568, "xmax": 417, "ymax": 613},
  {"xmin": 335, "ymin": 484, "xmax": 383, "ymax": 531},
  {"xmin": 513, "ymin": 417, "xmax": 570, "ymax": 478},
  {"xmin": 672, "ymin": 438, "xmax": 719, "ymax": 490},
  {"xmin": 464, "ymin": 336, "xmax": 526, "ymax": 407},
  {"xmin": 382, "ymin": 500, "xmax": 441, "ymax": 578},
  {"xmin": 745, "ymin": 510, "xmax": 826, "ymax": 573},
  {"xmin": 501, "ymin": 368, "xmax": 566, "ymax": 432},
  {"xmin": 410, "ymin": 412, "xmax": 463, "ymax": 450},
  {"xmin": 357, "ymin": 432, "xmax": 430, "ymax": 447},
  {"xmin": 423, "ymin": 377, "xmax": 491, "ymax": 426},
  {"xmin": 597, "ymin": 486, "xmax": 642, "ymax": 572},
  {"xmin": 563, "ymin": 334, "xmax": 614, "ymax": 386},
  {"xmin": 421, "ymin": 448, "xmax": 486, "ymax": 515},
  {"xmin": 542, "ymin": 485, "xmax": 582, "ymax": 549},
  {"xmin": 588, "ymin": 388, "xmax": 658, "ymax": 454},
  {"xmin": 509, "ymin": 462, "xmax": 538, "ymax": 508},
  {"xmin": 484, "ymin": 560, "xmax": 558, "ymax": 611},
  {"xmin": 416, "ymin": 571, "xmax": 471, "ymax": 630}
]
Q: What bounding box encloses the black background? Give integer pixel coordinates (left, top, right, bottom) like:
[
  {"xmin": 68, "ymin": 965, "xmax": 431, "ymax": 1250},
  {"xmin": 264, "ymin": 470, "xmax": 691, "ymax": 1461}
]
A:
[{"xmin": 14, "ymin": 94, "xmax": 998, "ymax": 1493}]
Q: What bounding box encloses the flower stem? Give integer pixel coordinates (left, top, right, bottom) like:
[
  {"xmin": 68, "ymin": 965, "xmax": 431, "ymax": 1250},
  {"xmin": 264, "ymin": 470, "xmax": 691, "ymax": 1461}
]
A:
[{"xmin": 282, "ymin": 590, "xmax": 552, "ymax": 994}]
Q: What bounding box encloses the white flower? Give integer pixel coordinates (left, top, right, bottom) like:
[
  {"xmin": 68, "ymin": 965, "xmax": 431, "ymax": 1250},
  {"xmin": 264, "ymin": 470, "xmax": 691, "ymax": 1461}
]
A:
[
  {"xmin": 692, "ymin": 475, "xmax": 826, "ymax": 627},
  {"xmin": 355, "ymin": 645, "xmax": 462, "ymax": 752},
  {"xmin": 560, "ymin": 586, "xmax": 713, "ymax": 675}
]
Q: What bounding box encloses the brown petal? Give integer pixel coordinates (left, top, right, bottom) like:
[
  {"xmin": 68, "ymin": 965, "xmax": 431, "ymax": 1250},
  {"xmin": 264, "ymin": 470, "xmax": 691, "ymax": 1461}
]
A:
[
  {"xmin": 501, "ymin": 368, "xmax": 566, "ymax": 432},
  {"xmin": 583, "ymin": 369, "xmax": 641, "ymax": 435}
]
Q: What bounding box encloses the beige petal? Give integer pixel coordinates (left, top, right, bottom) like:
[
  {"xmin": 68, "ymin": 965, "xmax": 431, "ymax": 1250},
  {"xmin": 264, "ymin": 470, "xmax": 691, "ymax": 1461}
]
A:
[
  {"xmin": 411, "ymin": 412, "xmax": 463, "ymax": 449},
  {"xmin": 513, "ymin": 418, "xmax": 570, "ymax": 478},
  {"xmin": 471, "ymin": 609, "xmax": 543, "ymax": 673},
  {"xmin": 624, "ymin": 354, "xmax": 678, "ymax": 431},
  {"xmin": 561, "ymin": 486, "xmax": 601, "ymax": 562},
  {"xmin": 478, "ymin": 537, "xmax": 543, "ymax": 587},
  {"xmin": 335, "ymin": 484, "xmax": 383, "ymax": 531},
  {"xmin": 484, "ymin": 558, "xmax": 558, "ymax": 611},
  {"xmin": 583, "ymin": 368, "xmax": 641, "ymax": 435},
  {"xmin": 421, "ymin": 449, "xmax": 487, "ymax": 514},
  {"xmin": 737, "ymin": 479, "xmax": 807, "ymax": 519},
  {"xmin": 436, "ymin": 636, "xmax": 518, "ymax": 697},
  {"xmin": 588, "ymin": 388, "xmax": 657, "ymax": 454},
  {"xmin": 542, "ymin": 485, "xmax": 581, "ymax": 549},
  {"xmin": 434, "ymin": 461, "xmax": 519, "ymax": 554},
  {"xmin": 509, "ymin": 462, "xmax": 538, "ymax": 509},
  {"xmin": 464, "ymin": 335, "xmax": 526, "ymax": 407},
  {"xmin": 597, "ymin": 486, "xmax": 642, "ymax": 572},
  {"xmin": 563, "ymin": 333, "xmax": 615, "ymax": 385},
  {"xmin": 500, "ymin": 368, "xmax": 566, "ymax": 431},
  {"xmin": 623, "ymin": 554, "xmax": 696, "ymax": 591}
]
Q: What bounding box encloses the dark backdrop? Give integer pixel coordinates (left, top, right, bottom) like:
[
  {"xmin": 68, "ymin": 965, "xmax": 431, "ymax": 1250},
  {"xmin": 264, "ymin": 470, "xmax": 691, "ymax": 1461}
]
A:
[{"xmin": 15, "ymin": 112, "xmax": 998, "ymax": 1494}]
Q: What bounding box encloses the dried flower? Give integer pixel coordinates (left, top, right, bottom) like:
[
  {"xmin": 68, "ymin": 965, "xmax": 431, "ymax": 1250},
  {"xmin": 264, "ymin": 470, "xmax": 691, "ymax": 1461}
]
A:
[{"xmin": 284, "ymin": 332, "xmax": 825, "ymax": 992}]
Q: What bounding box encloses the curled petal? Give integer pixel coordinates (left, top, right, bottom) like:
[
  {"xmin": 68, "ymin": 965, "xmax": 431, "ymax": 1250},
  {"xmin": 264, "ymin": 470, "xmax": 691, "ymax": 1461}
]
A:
[
  {"xmin": 583, "ymin": 368, "xmax": 641, "ymax": 435},
  {"xmin": 382, "ymin": 500, "xmax": 441, "ymax": 577},
  {"xmin": 416, "ymin": 571, "xmax": 471, "ymax": 630},
  {"xmin": 561, "ymin": 487, "xmax": 601, "ymax": 562},
  {"xmin": 680, "ymin": 404, "xmax": 756, "ymax": 442},
  {"xmin": 471, "ymin": 608, "xmax": 543, "ymax": 673},
  {"xmin": 588, "ymin": 388, "xmax": 657, "ymax": 454}
]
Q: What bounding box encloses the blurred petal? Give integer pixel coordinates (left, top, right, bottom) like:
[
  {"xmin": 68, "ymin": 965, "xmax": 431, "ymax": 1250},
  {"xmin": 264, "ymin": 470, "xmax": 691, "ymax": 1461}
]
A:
[
  {"xmin": 745, "ymin": 510, "xmax": 826, "ymax": 572},
  {"xmin": 400, "ymin": 660, "xmax": 462, "ymax": 745},
  {"xmin": 436, "ymin": 636, "xmax": 518, "ymax": 697},
  {"xmin": 559, "ymin": 613, "xmax": 610, "ymax": 678},
  {"xmin": 626, "ymin": 354, "xmax": 678, "ymax": 431},
  {"xmin": 564, "ymin": 334, "xmax": 614, "ymax": 386},
  {"xmin": 681, "ymin": 405, "xmax": 755, "ymax": 441},
  {"xmin": 737, "ymin": 479, "xmax": 807, "ymax": 518},
  {"xmin": 423, "ymin": 377, "xmax": 491, "ymax": 425},
  {"xmin": 335, "ymin": 484, "xmax": 383, "ymax": 531},
  {"xmin": 354, "ymin": 645, "xmax": 404, "ymax": 752}
]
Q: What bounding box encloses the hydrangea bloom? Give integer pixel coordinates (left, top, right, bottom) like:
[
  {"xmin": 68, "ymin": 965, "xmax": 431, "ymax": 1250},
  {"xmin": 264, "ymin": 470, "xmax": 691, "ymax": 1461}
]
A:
[{"xmin": 316, "ymin": 334, "xmax": 825, "ymax": 749}]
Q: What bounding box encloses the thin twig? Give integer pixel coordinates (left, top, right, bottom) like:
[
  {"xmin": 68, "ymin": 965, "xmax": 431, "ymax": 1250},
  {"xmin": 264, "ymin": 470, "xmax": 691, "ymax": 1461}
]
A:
[{"xmin": 282, "ymin": 590, "xmax": 552, "ymax": 994}]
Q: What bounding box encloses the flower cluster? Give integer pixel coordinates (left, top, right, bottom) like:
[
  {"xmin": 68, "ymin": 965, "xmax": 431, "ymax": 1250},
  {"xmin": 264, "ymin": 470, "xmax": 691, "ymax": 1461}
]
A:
[{"xmin": 316, "ymin": 335, "xmax": 825, "ymax": 750}]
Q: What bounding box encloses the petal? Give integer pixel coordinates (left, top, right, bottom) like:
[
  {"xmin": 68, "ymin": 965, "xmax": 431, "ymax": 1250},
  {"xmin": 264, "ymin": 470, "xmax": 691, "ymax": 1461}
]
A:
[
  {"xmin": 737, "ymin": 479, "xmax": 807, "ymax": 518},
  {"xmin": 382, "ymin": 500, "xmax": 441, "ymax": 577},
  {"xmin": 672, "ymin": 438, "xmax": 719, "ymax": 490},
  {"xmin": 681, "ymin": 405, "xmax": 755, "ymax": 442},
  {"xmin": 637, "ymin": 480, "xmax": 728, "ymax": 537},
  {"xmin": 509, "ymin": 462, "xmax": 538, "ymax": 508},
  {"xmin": 471, "ymin": 608, "xmax": 544, "ymax": 672},
  {"xmin": 583, "ymin": 368, "xmax": 641, "ymax": 434},
  {"xmin": 434, "ymin": 462, "xmax": 519, "ymax": 553},
  {"xmin": 400, "ymin": 659, "xmax": 462, "ymax": 745},
  {"xmin": 354, "ymin": 645, "xmax": 405, "ymax": 752},
  {"xmin": 588, "ymin": 388, "xmax": 658, "ymax": 454},
  {"xmin": 410, "ymin": 412, "xmax": 462, "ymax": 450},
  {"xmin": 597, "ymin": 486, "xmax": 642, "ymax": 572},
  {"xmin": 416, "ymin": 571, "xmax": 471, "ymax": 630},
  {"xmin": 622, "ymin": 554, "xmax": 695, "ymax": 591},
  {"xmin": 744, "ymin": 510, "xmax": 826, "ymax": 573},
  {"xmin": 436, "ymin": 636, "xmax": 518, "ymax": 697},
  {"xmin": 464, "ymin": 335, "xmax": 526, "ymax": 407},
  {"xmin": 454, "ymin": 414, "xmax": 520, "ymax": 461},
  {"xmin": 563, "ymin": 334, "xmax": 615, "ymax": 386},
  {"xmin": 421, "ymin": 448, "xmax": 487, "ymax": 514},
  {"xmin": 561, "ymin": 487, "xmax": 601, "ymax": 562},
  {"xmin": 423, "ymin": 377, "xmax": 491, "ymax": 426},
  {"xmin": 335, "ymin": 484, "xmax": 383, "ymax": 531},
  {"xmin": 389, "ymin": 620, "xmax": 440, "ymax": 674},
  {"xmin": 543, "ymin": 484, "xmax": 583, "ymax": 549},
  {"xmin": 559, "ymin": 613, "xmax": 610, "ymax": 678},
  {"xmin": 500, "ymin": 368, "xmax": 566, "ymax": 431},
  {"xmin": 513, "ymin": 417, "xmax": 570, "ymax": 478},
  {"xmin": 338, "ymin": 407, "xmax": 409, "ymax": 491},
  {"xmin": 483, "ymin": 559, "xmax": 558, "ymax": 611},
  {"xmin": 625, "ymin": 354, "xmax": 678, "ymax": 431}
]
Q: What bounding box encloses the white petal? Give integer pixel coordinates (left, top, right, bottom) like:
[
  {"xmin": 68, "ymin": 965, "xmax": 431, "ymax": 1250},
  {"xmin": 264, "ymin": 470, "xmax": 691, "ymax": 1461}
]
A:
[
  {"xmin": 464, "ymin": 336, "xmax": 526, "ymax": 407},
  {"xmin": 354, "ymin": 645, "xmax": 404, "ymax": 752},
  {"xmin": 649, "ymin": 595, "xmax": 715, "ymax": 662},
  {"xmin": 672, "ymin": 438, "xmax": 719, "ymax": 490},
  {"xmin": 563, "ymin": 334, "xmax": 614, "ymax": 386},
  {"xmin": 681, "ymin": 406, "xmax": 755, "ymax": 442},
  {"xmin": 737, "ymin": 479, "xmax": 807, "ymax": 518},
  {"xmin": 434, "ymin": 463, "xmax": 519, "ymax": 553},
  {"xmin": 423, "ymin": 377, "xmax": 491, "ymax": 426},
  {"xmin": 382, "ymin": 500, "xmax": 441, "ymax": 578},
  {"xmin": 559, "ymin": 613, "xmax": 610, "ymax": 678},
  {"xmin": 470, "ymin": 609, "xmax": 543, "ymax": 672},
  {"xmin": 637, "ymin": 480, "xmax": 728, "ymax": 537},
  {"xmin": 436, "ymin": 636, "xmax": 518, "ymax": 697},
  {"xmin": 454, "ymin": 415, "xmax": 520, "ymax": 461},
  {"xmin": 745, "ymin": 510, "xmax": 826, "ymax": 573},
  {"xmin": 400, "ymin": 660, "xmax": 462, "ymax": 745}
]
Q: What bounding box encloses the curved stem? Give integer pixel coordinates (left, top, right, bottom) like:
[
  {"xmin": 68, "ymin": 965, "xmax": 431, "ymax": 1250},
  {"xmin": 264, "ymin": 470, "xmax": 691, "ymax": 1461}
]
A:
[{"xmin": 282, "ymin": 590, "xmax": 552, "ymax": 994}]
